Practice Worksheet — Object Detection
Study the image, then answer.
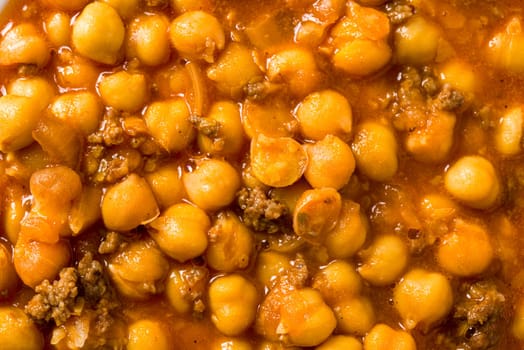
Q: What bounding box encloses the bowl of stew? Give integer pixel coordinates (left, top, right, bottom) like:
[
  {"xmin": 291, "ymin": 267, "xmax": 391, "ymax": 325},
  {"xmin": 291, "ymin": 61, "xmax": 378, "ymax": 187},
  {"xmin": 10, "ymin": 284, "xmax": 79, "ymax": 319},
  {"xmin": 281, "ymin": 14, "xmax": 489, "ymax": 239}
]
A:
[{"xmin": 0, "ymin": 0, "xmax": 523, "ymax": 349}]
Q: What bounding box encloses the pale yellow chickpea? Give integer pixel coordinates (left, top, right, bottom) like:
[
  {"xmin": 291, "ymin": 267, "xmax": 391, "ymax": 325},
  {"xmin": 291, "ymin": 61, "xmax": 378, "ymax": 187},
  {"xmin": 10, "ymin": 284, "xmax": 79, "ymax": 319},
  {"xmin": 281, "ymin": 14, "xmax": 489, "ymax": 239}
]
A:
[
  {"xmin": 437, "ymin": 219, "xmax": 493, "ymax": 276},
  {"xmin": 512, "ymin": 298, "xmax": 524, "ymax": 340},
  {"xmin": 255, "ymin": 251, "xmax": 292, "ymax": 288},
  {"xmin": 312, "ymin": 260, "xmax": 362, "ymax": 305},
  {"xmin": 41, "ymin": 0, "xmax": 90, "ymax": 11},
  {"xmin": 351, "ymin": 121, "xmax": 398, "ymax": 182},
  {"xmin": 304, "ymin": 135, "xmax": 355, "ymax": 189},
  {"xmin": 395, "ymin": 15, "xmax": 442, "ymax": 65},
  {"xmin": 144, "ymin": 162, "xmax": 185, "ymax": 209},
  {"xmin": 364, "ymin": 324, "xmax": 416, "ymax": 350},
  {"xmin": 101, "ymin": 0, "xmax": 140, "ymax": 19},
  {"xmin": 487, "ymin": 17, "xmax": 524, "ymax": 72},
  {"xmin": 127, "ymin": 319, "xmax": 170, "ymax": 350},
  {"xmin": 127, "ymin": 14, "xmax": 170, "ymax": 66},
  {"xmin": 206, "ymin": 211, "xmax": 253, "ymax": 272},
  {"xmin": 198, "ymin": 101, "xmax": 245, "ymax": 156},
  {"xmin": 101, "ymin": 174, "xmax": 160, "ymax": 231},
  {"xmin": 49, "ymin": 91, "xmax": 103, "ymax": 135},
  {"xmin": 267, "ymin": 46, "xmax": 322, "ymax": 97},
  {"xmin": 0, "ymin": 307, "xmax": 44, "ymax": 350},
  {"xmin": 165, "ymin": 264, "xmax": 208, "ymax": 314},
  {"xmin": 494, "ymin": 106, "xmax": 523, "ymax": 156},
  {"xmin": 0, "ymin": 95, "xmax": 42, "ymax": 153},
  {"xmin": 295, "ymin": 90, "xmax": 352, "ymax": 142},
  {"xmin": 207, "ymin": 43, "xmax": 263, "ymax": 97},
  {"xmin": 212, "ymin": 338, "xmax": 253, "ymax": 350},
  {"xmin": 98, "ymin": 71, "xmax": 149, "ymax": 112},
  {"xmin": 209, "ymin": 274, "xmax": 259, "ymax": 336},
  {"xmin": 72, "ymin": 2, "xmax": 125, "ymax": 65},
  {"xmin": 316, "ymin": 335, "xmax": 362, "ymax": 350},
  {"xmin": 444, "ymin": 155, "xmax": 500, "ymax": 209},
  {"xmin": 358, "ymin": 234, "xmax": 408, "ymax": 286},
  {"xmin": 169, "ymin": 11, "xmax": 225, "ymax": 62},
  {"xmin": 325, "ymin": 200, "xmax": 367, "ymax": 259},
  {"xmin": 7, "ymin": 76, "xmax": 56, "ymax": 111},
  {"xmin": 171, "ymin": 0, "xmax": 213, "ymax": 13},
  {"xmin": 148, "ymin": 203, "xmax": 210, "ymax": 262},
  {"xmin": 394, "ymin": 269, "xmax": 453, "ymax": 330},
  {"xmin": 45, "ymin": 11, "xmax": 71, "ymax": 47},
  {"xmin": 144, "ymin": 98, "xmax": 195, "ymax": 153},
  {"xmin": 183, "ymin": 158, "xmax": 241, "ymax": 211},
  {"xmin": 0, "ymin": 242, "xmax": 18, "ymax": 299},
  {"xmin": 0, "ymin": 23, "xmax": 50, "ymax": 67},
  {"xmin": 333, "ymin": 39, "xmax": 392, "ymax": 76},
  {"xmin": 333, "ymin": 296, "xmax": 376, "ymax": 335}
]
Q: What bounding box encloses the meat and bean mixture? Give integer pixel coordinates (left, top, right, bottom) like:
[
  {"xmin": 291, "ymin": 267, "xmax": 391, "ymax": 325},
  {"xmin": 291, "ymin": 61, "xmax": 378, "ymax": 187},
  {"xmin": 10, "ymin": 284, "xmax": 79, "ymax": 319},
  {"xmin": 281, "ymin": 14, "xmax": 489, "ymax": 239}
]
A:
[{"xmin": 0, "ymin": 0, "xmax": 524, "ymax": 349}]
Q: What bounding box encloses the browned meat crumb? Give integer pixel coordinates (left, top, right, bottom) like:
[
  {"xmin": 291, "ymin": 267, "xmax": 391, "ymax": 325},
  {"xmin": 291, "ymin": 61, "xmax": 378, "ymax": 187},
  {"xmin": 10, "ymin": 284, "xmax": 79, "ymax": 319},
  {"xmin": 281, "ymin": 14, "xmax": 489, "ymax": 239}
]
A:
[
  {"xmin": 386, "ymin": 1, "xmax": 415, "ymax": 24},
  {"xmin": 98, "ymin": 231, "xmax": 124, "ymax": 255},
  {"xmin": 237, "ymin": 186, "xmax": 288, "ymax": 233}
]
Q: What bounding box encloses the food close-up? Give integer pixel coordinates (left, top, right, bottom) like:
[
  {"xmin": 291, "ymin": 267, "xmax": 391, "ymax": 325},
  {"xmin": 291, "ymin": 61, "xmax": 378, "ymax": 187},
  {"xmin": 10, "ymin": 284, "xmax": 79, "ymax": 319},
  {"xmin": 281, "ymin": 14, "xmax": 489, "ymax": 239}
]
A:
[{"xmin": 0, "ymin": 0, "xmax": 523, "ymax": 349}]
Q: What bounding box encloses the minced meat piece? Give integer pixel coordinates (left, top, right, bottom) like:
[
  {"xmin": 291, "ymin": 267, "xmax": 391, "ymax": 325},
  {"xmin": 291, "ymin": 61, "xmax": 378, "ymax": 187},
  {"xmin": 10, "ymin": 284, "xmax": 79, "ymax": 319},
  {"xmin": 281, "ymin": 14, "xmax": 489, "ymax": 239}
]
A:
[
  {"xmin": 237, "ymin": 186, "xmax": 288, "ymax": 233},
  {"xmin": 431, "ymin": 84, "xmax": 465, "ymax": 111},
  {"xmin": 386, "ymin": 1, "xmax": 415, "ymax": 24},
  {"xmin": 189, "ymin": 114, "xmax": 222, "ymax": 138},
  {"xmin": 98, "ymin": 231, "xmax": 124, "ymax": 255},
  {"xmin": 77, "ymin": 253, "xmax": 112, "ymax": 305}
]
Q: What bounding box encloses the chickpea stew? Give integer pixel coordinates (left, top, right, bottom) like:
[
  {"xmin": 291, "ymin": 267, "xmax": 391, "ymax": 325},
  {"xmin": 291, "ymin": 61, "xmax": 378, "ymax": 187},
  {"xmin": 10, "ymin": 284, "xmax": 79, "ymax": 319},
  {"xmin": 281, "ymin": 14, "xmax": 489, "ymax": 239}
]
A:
[{"xmin": 0, "ymin": 0, "xmax": 524, "ymax": 349}]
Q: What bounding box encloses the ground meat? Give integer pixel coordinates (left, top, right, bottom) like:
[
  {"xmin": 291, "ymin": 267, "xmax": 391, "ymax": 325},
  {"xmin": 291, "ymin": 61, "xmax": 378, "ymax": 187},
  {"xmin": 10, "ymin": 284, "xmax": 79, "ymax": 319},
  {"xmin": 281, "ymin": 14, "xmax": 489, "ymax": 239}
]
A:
[
  {"xmin": 431, "ymin": 84, "xmax": 465, "ymax": 111},
  {"xmin": 237, "ymin": 186, "xmax": 289, "ymax": 233},
  {"xmin": 386, "ymin": 0, "xmax": 415, "ymax": 24},
  {"xmin": 98, "ymin": 231, "xmax": 124, "ymax": 255},
  {"xmin": 77, "ymin": 253, "xmax": 112, "ymax": 305}
]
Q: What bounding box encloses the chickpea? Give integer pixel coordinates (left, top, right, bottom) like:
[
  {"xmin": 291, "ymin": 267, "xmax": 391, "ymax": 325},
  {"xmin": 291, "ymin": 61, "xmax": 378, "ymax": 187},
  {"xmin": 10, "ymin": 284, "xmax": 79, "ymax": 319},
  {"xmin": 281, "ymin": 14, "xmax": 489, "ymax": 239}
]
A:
[
  {"xmin": 100, "ymin": 0, "xmax": 140, "ymax": 19},
  {"xmin": 242, "ymin": 98, "xmax": 298, "ymax": 139},
  {"xmin": 72, "ymin": 2, "xmax": 125, "ymax": 65},
  {"xmin": 182, "ymin": 158, "xmax": 241, "ymax": 211},
  {"xmin": 101, "ymin": 174, "xmax": 160, "ymax": 232},
  {"xmin": 312, "ymin": 260, "xmax": 362, "ymax": 305},
  {"xmin": 169, "ymin": 11, "xmax": 225, "ymax": 62},
  {"xmin": 316, "ymin": 335, "xmax": 362, "ymax": 350},
  {"xmin": 212, "ymin": 338, "xmax": 253, "ymax": 350},
  {"xmin": 207, "ymin": 211, "xmax": 253, "ymax": 272},
  {"xmin": 45, "ymin": 11, "xmax": 71, "ymax": 47},
  {"xmin": 325, "ymin": 200, "xmax": 367, "ymax": 259},
  {"xmin": 0, "ymin": 23, "xmax": 50, "ymax": 67},
  {"xmin": 293, "ymin": 188, "xmax": 342, "ymax": 244},
  {"xmin": 49, "ymin": 91, "xmax": 103, "ymax": 135},
  {"xmin": 333, "ymin": 296, "xmax": 376, "ymax": 335},
  {"xmin": 144, "ymin": 162, "xmax": 185, "ymax": 209},
  {"xmin": 68, "ymin": 185, "xmax": 102, "ymax": 235},
  {"xmin": 127, "ymin": 14, "xmax": 170, "ymax": 66},
  {"xmin": 98, "ymin": 71, "xmax": 149, "ymax": 113},
  {"xmin": 209, "ymin": 274, "xmax": 259, "ymax": 336},
  {"xmin": 304, "ymin": 135, "xmax": 355, "ymax": 189},
  {"xmin": 2, "ymin": 182, "xmax": 26, "ymax": 244},
  {"xmin": 358, "ymin": 234, "xmax": 408, "ymax": 286},
  {"xmin": 0, "ymin": 242, "xmax": 18, "ymax": 299},
  {"xmin": 271, "ymin": 179, "xmax": 311, "ymax": 213},
  {"xmin": 487, "ymin": 17, "xmax": 524, "ymax": 72},
  {"xmin": 0, "ymin": 95, "xmax": 42, "ymax": 153},
  {"xmin": 255, "ymin": 251, "xmax": 292, "ymax": 288},
  {"xmin": 333, "ymin": 39, "xmax": 392, "ymax": 76},
  {"xmin": 7, "ymin": 76, "xmax": 56, "ymax": 111},
  {"xmin": 267, "ymin": 46, "xmax": 322, "ymax": 97},
  {"xmin": 419, "ymin": 193, "xmax": 457, "ymax": 221},
  {"xmin": 437, "ymin": 219, "xmax": 493, "ymax": 276},
  {"xmin": 512, "ymin": 298, "xmax": 524, "ymax": 340},
  {"xmin": 127, "ymin": 319, "xmax": 170, "ymax": 350},
  {"xmin": 171, "ymin": 0, "xmax": 213, "ymax": 13},
  {"xmin": 0, "ymin": 306, "xmax": 44, "ymax": 350},
  {"xmin": 41, "ymin": 0, "xmax": 90, "ymax": 11},
  {"xmin": 393, "ymin": 269, "xmax": 453, "ymax": 330},
  {"xmin": 148, "ymin": 203, "xmax": 210, "ymax": 262},
  {"xmin": 207, "ymin": 43, "xmax": 263, "ymax": 97},
  {"xmin": 444, "ymin": 155, "xmax": 500, "ymax": 209},
  {"xmin": 250, "ymin": 134, "xmax": 308, "ymax": 188},
  {"xmin": 351, "ymin": 121, "xmax": 398, "ymax": 182},
  {"xmin": 494, "ymin": 106, "xmax": 523, "ymax": 156},
  {"xmin": 143, "ymin": 98, "xmax": 195, "ymax": 153},
  {"xmin": 438, "ymin": 59, "xmax": 478, "ymax": 96},
  {"xmin": 55, "ymin": 49, "xmax": 101, "ymax": 89},
  {"xmin": 165, "ymin": 264, "xmax": 208, "ymax": 314},
  {"xmin": 258, "ymin": 341, "xmax": 300, "ymax": 350},
  {"xmin": 364, "ymin": 324, "xmax": 416, "ymax": 350}
]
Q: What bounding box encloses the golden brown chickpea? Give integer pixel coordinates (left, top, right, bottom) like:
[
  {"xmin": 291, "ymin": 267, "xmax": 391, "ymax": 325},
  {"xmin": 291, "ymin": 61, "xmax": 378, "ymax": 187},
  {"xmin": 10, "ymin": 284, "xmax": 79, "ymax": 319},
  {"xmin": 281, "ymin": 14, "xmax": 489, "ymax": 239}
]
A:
[
  {"xmin": 494, "ymin": 106, "xmax": 523, "ymax": 156},
  {"xmin": 2, "ymin": 182, "xmax": 26, "ymax": 244},
  {"xmin": 127, "ymin": 319, "xmax": 170, "ymax": 350},
  {"xmin": 49, "ymin": 91, "xmax": 103, "ymax": 135},
  {"xmin": 0, "ymin": 23, "xmax": 50, "ymax": 67},
  {"xmin": 316, "ymin": 335, "xmax": 362, "ymax": 350},
  {"xmin": 333, "ymin": 296, "xmax": 376, "ymax": 335},
  {"xmin": 0, "ymin": 306, "xmax": 44, "ymax": 350},
  {"xmin": 144, "ymin": 162, "xmax": 185, "ymax": 209},
  {"xmin": 487, "ymin": 17, "xmax": 524, "ymax": 72},
  {"xmin": 325, "ymin": 200, "xmax": 367, "ymax": 259},
  {"xmin": 171, "ymin": 0, "xmax": 213, "ymax": 13},
  {"xmin": 165, "ymin": 264, "xmax": 208, "ymax": 314},
  {"xmin": 55, "ymin": 49, "xmax": 101, "ymax": 89},
  {"xmin": 45, "ymin": 11, "xmax": 71, "ymax": 47},
  {"xmin": 312, "ymin": 260, "xmax": 362, "ymax": 305},
  {"xmin": 127, "ymin": 13, "xmax": 170, "ymax": 66},
  {"xmin": 41, "ymin": 0, "xmax": 90, "ymax": 11},
  {"xmin": 241, "ymin": 99, "xmax": 298, "ymax": 139},
  {"xmin": 7, "ymin": 76, "xmax": 56, "ymax": 111},
  {"xmin": 68, "ymin": 185, "xmax": 102, "ymax": 235},
  {"xmin": 98, "ymin": 71, "xmax": 149, "ymax": 112},
  {"xmin": 0, "ymin": 242, "xmax": 18, "ymax": 299},
  {"xmin": 255, "ymin": 251, "xmax": 292, "ymax": 289},
  {"xmin": 100, "ymin": 0, "xmax": 140, "ymax": 19},
  {"xmin": 395, "ymin": 15, "xmax": 442, "ymax": 65},
  {"xmin": 212, "ymin": 338, "xmax": 253, "ymax": 350},
  {"xmin": 364, "ymin": 324, "xmax": 416, "ymax": 350},
  {"xmin": 0, "ymin": 95, "xmax": 43, "ymax": 153}
]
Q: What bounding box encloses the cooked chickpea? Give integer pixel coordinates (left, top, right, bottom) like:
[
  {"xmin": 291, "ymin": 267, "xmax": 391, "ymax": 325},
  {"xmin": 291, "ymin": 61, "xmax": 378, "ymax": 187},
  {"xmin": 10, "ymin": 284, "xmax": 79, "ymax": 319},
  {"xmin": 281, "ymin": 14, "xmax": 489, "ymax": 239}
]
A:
[
  {"xmin": 127, "ymin": 14, "xmax": 170, "ymax": 66},
  {"xmin": 171, "ymin": 0, "xmax": 213, "ymax": 13},
  {"xmin": 72, "ymin": 2, "xmax": 125, "ymax": 65},
  {"xmin": 207, "ymin": 211, "xmax": 253, "ymax": 272},
  {"xmin": 144, "ymin": 162, "xmax": 185, "ymax": 209},
  {"xmin": 316, "ymin": 335, "xmax": 362, "ymax": 350},
  {"xmin": 182, "ymin": 158, "xmax": 241, "ymax": 211},
  {"xmin": 0, "ymin": 23, "xmax": 50, "ymax": 67},
  {"xmin": 101, "ymin": 174, "xmax": 160, "ymax": 231},
  {"xmin": 358, "ymin": 234, "xmax": 408, "ymax": 286},
  {"xmin": 197, "ymin": 101, "xmax": 245, "ymax": 156},
  {"xmin": 394, "ymin": 269, "xmax": 453, "ymax": 330},
  {"xmin": 45, "ymin": 11, "xmax": 71, "ymax": 47},
  {"xmin": 419, "ymin": 193, "xmax": 457, "ymax": 221},
  {"xmin": 0, "ymin": 306, "xmax": 44, "ymax": 350},
  {"xmin": 333, "ymin": 296, "xmax": 376, "ymax": 335},
  {"xmin": 312, "ymin": 260, "xmax": 362, "ymax": 305},
  {"xmin": 250, "ymin": 134, "xmax": 308, "ymax": 188},
  {"xmin": 148, "ymin": 203, "xmax": 210, "ymax": 262},
  {"xmin": 0, "ymin": 95, "xmax": 42, "ymax": 153},
  {"xmin": 395, "ymin": 15, "xmax": 442, "ymax": 65},
  {"xmin": 325, "ymin": 200, "xmax": 367, "ymax": 259},
  {"xmin": 68, "ymin": 185, "xmax": 103, "ymax": 235},
  {"xmin": 304, "ymin": 135, "xmax": 355, "ymax": 189},
  {"xmin": 487, "ymin": 17, "xmax": 524, "ymax": 72},
  {"xmin": 2, "ymin": 183, "xmax": 26, "ymax": 244},
  {"xmin": 0, "ymin": 242, "xmax": 18, "ymax": 299},
  {"xmin": 295, "ymin": 90, "xmax": 352, "ymax": 142},
  {"xmin": 364, "ymin": 324, "xmax": 416, "ymax": 350},
  {"xmin": 165, "ymin": 265, "xmax": 208, "ymax": 314},
  {"xmin": 241, "ymin": 99, "xmax": 298, "ymax": 139},
  {"xmin": 438, "ymin": 59, "xmax": 478, "ymax": 96},
  {"xmin": 169, "ymin": 11, "xmax": 225, "ymax": 62},
  {"xmin": 351, "ymin": 121, "xmax": 398, "ymax": 182},
  {"xmin": 267, "ymin": 46, "xmax": 322, "ymax": 97},
  {"xmin": 98, "ymin": 71, "xmax": 149, "ymax": 112},
  {"xmin": 207, "ymin": 43, "xmax": 262, "ymax": 97},
  {"xmin": 512, "ymin": 299, "xmax": 524, "ymax": 340},
  {"xmin": 55, "ymin": 49, "xmax": 101, "ymax": 89},
  {"xmin": 49, "ymin": 91, "xmax": 103, "ymax": 135},
  {"xmin": 495, "ymin": 106, "xmax": 523, "ymax": 156},
  {"xmin": 437, "ymin": 219, "xmax": 494, "ymax": 276},
  {"xmin": 213, "ymin": 338, "xmax": 253, "ymax": 350},
  {"xmin": 127, "ymin": 319, "xmax": 170, "ymax": 350},
  {"xmin": 100, "ymin": 0, "xmax": 140, "ymax": 19},
  {"xmin": 143, "ymin": 98, "xmax": 195, "ymax": 153},
  {"xmin": 42, "ymin": 0, "xmax": 89, "ymax": 11},
  {"xmin": 7, "ymin": 76, "xmax": 55, "ymax": 111},
  {"xmin": 209, "ymin": 274, "xmax": 259, "ymax": 336},
  {"xmin": 444, "ymin": 155, "xmax": 500, "ymax": 209},
  {"xmin": 333, "ymin": 39, "xmax": 392, "ymax": 76},
  {"xmin": 255, "ymin": 251, "xmax": 292, "ymax": 288}
]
